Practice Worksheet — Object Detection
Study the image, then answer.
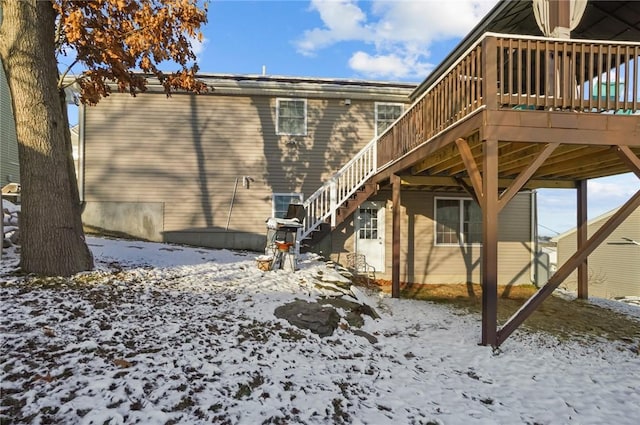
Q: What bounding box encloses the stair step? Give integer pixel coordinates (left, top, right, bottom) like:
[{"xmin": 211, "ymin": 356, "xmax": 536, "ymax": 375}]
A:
[{"xmin": 303, "ymin": 178, "xmax": 378, "ymax": 250}]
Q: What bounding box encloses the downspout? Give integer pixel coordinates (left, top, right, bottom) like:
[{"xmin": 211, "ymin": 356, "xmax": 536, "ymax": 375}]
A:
[
  {"xmin": 226, "ymin": 177, "xmax": 239, "ymax": 231},
  {"xmin": 531, "ymin": 190, "xmax": 539, "ymax": 285}
]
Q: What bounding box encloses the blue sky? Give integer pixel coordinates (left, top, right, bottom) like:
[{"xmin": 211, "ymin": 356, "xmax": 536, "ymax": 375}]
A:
[{"xmin": 197, "ymin": 0, "xmax": 494, "ymax": 81}]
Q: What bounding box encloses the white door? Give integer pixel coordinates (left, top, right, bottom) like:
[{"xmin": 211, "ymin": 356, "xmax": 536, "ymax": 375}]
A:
[{"xmin": 355, "ymin": 201, "xmax": 385, "ymax": 273}]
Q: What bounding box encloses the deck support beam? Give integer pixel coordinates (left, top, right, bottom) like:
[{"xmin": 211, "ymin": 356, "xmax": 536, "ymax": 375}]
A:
[
  {"xmin": 399, "ymin": 175, "xmax": 577, "ymax": 190},
  {"xmin": 391, "ymin": 174, "xmax": 401, "ymax": 299},
  {"xmin": 615, "ymin": 146, "xmax": 640, "ymax": 179},
  {"xmin": 456, "ymin": 138, "xmax": 484, "ymax": 204},
  {"xmin": 497, "ymin": 143, "xmax": 559, "ymax": 213},
  {"xmin": 455, "ymin": 176, "xmax": 481, "ymax": 206},
  {"xmin": 481, "ymin": 139, "xmax": 499, "ymax": 346},
  {"xmin": 497, "ymin": 189, "xmax": 640, "ymax": 346},
  {"xmin": 577, "ymin": 180, "xmax": 588, "ymax": 299}
]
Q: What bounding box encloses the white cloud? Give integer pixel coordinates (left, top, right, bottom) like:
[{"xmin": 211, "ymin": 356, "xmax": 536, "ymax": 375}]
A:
[
  {"xmin": 296, "ymin": 0, "xmax": 498, "ymax": 79},
  {"xmin": 348, "ymin": 50, "xmax": 434, "ymax": 79},
  {"xmin": 589, "ymin": 175, "xmax": 639, "ymax": 201},
  {"xmin": 185, "ymin": 34, "xmax": 208, "ymax": 68},
  {"xmin": 369, "ymin": 0, "xmax": 490, "ymax": 46},
  {"xmin": 297, "ymin": 0, "xmax": 373, "ymax": 55},
  {"xmin": 190, "ymin": 35, "xmax": 208, "ymax": 59},
  {"xmin": 587, "ymin": 174, "xmax": 640, "ymax": 219}
]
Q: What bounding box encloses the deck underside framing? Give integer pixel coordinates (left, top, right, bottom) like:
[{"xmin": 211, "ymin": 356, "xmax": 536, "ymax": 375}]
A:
[{"xmin": 371, "ymin": 108, "xmax": 640, "ymax": 346}]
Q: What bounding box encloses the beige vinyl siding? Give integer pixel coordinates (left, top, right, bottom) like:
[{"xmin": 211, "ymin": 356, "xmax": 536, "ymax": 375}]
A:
[
  {"xmin": 83, "ymin": 90, "xmax": 391, "ymax": 244},
  {"xmin": 332, "ymin": 191, "xmax": 534, "ymax": 285},
  {"xmin": 0, "ymin": 63, "xmax": 19, "ymax": 186},
  {"xmin": 556, "ymin": 208, "xmax": 640, "ymax": 298}
]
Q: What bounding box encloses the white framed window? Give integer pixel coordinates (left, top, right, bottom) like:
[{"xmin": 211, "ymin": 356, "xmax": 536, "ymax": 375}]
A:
[
  {"xmin": 272, "ymin": 193, "xmax": 303, "ymax": 218},
  {"xmin": 276, "ymin": 98, "xmax": 307, "ymax": 136},
  {"xmin": 434, "ymin": 197, "xmax": 482, "ymax": 245},
  {"xmin": 375, "ymin": 102, "xmax": 404, "ymax": 136}
]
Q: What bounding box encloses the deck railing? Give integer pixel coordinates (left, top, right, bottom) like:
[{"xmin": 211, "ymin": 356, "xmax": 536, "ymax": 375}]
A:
[
  {"xmin": 300, "ymin": 137, "xmax": 377, "ymax": 240},
  {"xmin": 377, "ymin": 33, "xmax": 640, "ymax": 167},
  {"xmin": 495, "ymin": 34, "xmax": 639, "ymax": 112},
  {"xmin": 300, "ymin": 33, "xmax": 639, "ymax": 243}
]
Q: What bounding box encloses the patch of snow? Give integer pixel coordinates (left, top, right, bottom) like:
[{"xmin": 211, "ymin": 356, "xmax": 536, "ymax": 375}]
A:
[
  {"xmin": 1, "ymin": 237, "xmax": 639, "ymax": 424},
  {"xmin": 2, "ymin": 199, "xmax": 20, "ymax": 213}
]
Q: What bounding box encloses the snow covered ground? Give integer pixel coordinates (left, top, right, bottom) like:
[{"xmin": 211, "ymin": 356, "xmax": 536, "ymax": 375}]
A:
[{"xmin": 1, "ymin": 237, "xmax": 639, "ymax": 424}]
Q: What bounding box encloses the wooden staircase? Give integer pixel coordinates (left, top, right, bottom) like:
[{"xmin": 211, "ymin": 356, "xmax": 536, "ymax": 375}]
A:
[
  {"xmin": 300, "ymin": 182, "xmax": 378, "ymax": 252},
  {"xmin": 299, "ymin": 138, "xmax": 380, "ymax": 251},
  {"xmin": 334, "ymin": 182, "xmax": 378, "ymax": 226}
]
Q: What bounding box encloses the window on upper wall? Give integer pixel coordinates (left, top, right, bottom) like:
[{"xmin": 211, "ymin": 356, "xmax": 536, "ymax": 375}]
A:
[
  {"xmin": 375, "ymin": 102, "xmax": 404, "ymax": 136},
  {"xmin": 276, "ymin": 98, "xmax": 307, "ymax": 136},
  {"xmin": 272, "ymin": 193, "xmax": 303, "ymax": 218},
  {"xmin": 435, "ymin": 198, "xmax": 482, "ymax": 245}
]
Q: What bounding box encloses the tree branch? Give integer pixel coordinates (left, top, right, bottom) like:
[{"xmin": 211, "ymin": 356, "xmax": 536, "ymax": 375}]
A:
[
  {"xmin": 58, "ymin": 58, "xmax": 80, "ymax": 90},
  {"xmin": 54, "ymin": 0, "xmax": 67, "ymax": 49}
]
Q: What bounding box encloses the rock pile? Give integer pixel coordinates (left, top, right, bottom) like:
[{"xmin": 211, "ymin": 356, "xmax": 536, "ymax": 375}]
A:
[{"xmin": 2, "ymin": 199, "xmax": 20, "ymax": 249}]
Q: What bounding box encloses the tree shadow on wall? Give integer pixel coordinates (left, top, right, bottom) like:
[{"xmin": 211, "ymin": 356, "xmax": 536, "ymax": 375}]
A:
[{"xmin": 252, "ymin": 97, "xmax": 368, "ymax": 195}]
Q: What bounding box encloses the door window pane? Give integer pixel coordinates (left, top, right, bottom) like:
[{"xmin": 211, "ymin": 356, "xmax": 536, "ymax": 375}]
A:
[
  {"xmin": 436, "ymin": 199, "xmax": 460, "ymax": 244},
  {"xmin": 358, "ymin": 207, "xmax": 378, "ymax": 240}
]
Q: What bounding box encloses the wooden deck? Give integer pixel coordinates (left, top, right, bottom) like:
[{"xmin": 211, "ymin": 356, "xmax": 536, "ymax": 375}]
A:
[
  {"xmin": 369, "ymin": 33, "xmax": 640, "ymax": 346},
  {"xmin": 375, "ymin": 34, "xmax": 639, "ymax": 185}
]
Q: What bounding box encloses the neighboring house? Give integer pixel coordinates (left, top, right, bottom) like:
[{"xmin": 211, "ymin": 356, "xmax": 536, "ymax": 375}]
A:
[
  {"xmin": 0, "ymin": 61, "xmax": 20, "ymax": 187},
  {"xmin": 554, "ymin": 208, "xmax": 640, "ymax": 299},
  {"xmin": 70, "ymin": 124, "xmax": 80, "ymax": 179}
]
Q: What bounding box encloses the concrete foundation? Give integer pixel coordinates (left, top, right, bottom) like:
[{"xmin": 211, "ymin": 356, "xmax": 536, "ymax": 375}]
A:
[
  {"xmin": 82, "ymin": 201, "xmax": 164, "ymax": 241},
  {"xmin": 82, "ymin": 201, "xmax": 280, "ymax": 253},
  {"xmin": 163, "ymin": 230, "xmax": 266, "ymax": 252}
]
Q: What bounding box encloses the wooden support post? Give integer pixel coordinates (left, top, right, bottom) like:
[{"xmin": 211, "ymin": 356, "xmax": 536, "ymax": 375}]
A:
[
  {"xmin": 549, "ymin": 0, "xmax": 571, "ymax": 35},
  {"xmin": 577, "ymin": 180, "xmax": 588, "ymax": 299},
  {"xmin": 481, "ymin": 139, "xmax": 499, "ymax": 346},
  {"xmin": 391, "ymin": 174, "xmax": 401, "ymax": 299},
  {"xmin": 454, "ymin": 176, "xmax": 481, "ymax": 206},
  {"xmin": 481, "ymin": 36, "xmax": 498, "ymax": 111}
]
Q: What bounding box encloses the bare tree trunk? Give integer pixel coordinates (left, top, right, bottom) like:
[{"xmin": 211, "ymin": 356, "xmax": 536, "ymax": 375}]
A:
[{"xmin": 0, "ymin": 0, "xmax": 93, "ymax": 276}]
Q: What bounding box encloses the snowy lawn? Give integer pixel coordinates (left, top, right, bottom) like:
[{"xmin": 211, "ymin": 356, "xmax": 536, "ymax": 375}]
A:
[{"xmin": 1, "ymin": 237, "xmax": 639, "ymax": 425}]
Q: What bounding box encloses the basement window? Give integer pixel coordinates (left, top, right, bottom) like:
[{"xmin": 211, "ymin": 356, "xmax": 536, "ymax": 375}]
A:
[
  {"xmin": 272, "ymin": 193, "xmax": 303, "ymax": 219},
  {"xmin": 435, "ymin": 197, "xmax": 482, "ymax": 245}
]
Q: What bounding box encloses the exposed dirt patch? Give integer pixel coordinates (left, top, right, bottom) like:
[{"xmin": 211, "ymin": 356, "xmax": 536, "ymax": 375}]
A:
[{"xmin": 372, "ymin": 280, "xmax": 640, "ymax": 346}]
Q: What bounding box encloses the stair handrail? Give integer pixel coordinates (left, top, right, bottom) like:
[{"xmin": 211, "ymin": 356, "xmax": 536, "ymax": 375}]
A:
[{"xmin": 301, "ymin": 136, "xmax": 378, "ymax": 241}]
